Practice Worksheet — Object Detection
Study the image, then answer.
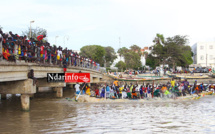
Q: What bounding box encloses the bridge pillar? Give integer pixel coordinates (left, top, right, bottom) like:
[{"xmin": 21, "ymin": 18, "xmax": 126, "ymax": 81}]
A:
[
  {"xmin": 0, "ymin": 94, "xmax": 7, "ymax": 100},
  {"xmin": 0, "ymin": 79, "xmax": 36, "ymax": 111},
  {"xmin": 21, "ymin": 94, "xmax": 30, "ymax": 111},
  {"xmin": 54, "ymin": 87, "xmax": 63, "ymax": 98}
]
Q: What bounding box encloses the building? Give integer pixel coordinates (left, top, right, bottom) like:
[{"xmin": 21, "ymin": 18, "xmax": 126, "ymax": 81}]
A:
[
  {"xmin": 110, "ymin": 53, "xmax": 125, "ymax": 68},
  {"xmin": 192, "ymin": 42, "xmax": 215, "ymax": 67},
  {"xmin": 140, "ymin": 46, "xmax": 153, "ymax": 66}
]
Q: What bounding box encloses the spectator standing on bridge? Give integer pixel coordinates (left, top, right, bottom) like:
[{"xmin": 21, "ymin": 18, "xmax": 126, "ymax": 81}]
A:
[{"xmin": 63, "ymin": 59, "xmax": 67, "ymax": 73}]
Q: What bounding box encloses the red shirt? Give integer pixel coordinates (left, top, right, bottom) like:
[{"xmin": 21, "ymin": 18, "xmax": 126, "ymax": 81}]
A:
[
  {"xmin": 95, "ymin": 89, "xmax": 99, "ymax": 95},
  {"xmin": 40, "ymin": 46, "xmax": 44, "ymax": 54}
]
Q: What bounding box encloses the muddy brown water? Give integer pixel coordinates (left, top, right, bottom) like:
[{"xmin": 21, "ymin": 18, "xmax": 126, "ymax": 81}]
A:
[{"xmin": 0, "ymin": 89, "xmax": 215, "ymax": 134}]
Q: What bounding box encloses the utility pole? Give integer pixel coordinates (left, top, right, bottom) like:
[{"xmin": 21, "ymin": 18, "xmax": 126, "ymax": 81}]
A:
[{"xmin": 30, "ymin": 20, "xmax": 35, "ymax": 38}]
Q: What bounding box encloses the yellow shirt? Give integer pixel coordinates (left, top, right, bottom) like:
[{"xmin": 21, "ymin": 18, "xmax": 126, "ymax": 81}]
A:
[
  {"xmin": 86, "ymin": 87, "xmax": 91, "ymax": 95},
  {"xmin": 171, "ymin": 80, "xmax": 175, "ymax": 87},
  {"xmin": 119, "ymin": 87, "xmax": 124, "ymax": 94}
]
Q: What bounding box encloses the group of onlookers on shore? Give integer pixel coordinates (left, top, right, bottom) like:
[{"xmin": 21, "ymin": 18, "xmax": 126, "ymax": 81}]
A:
[
  {"xmin": 0, "ymin": 29, "xmax": 99, "ymax": 70},
  {"xmin": 75, "ymin": 78, "xmax": 215, "ymax": 99}
]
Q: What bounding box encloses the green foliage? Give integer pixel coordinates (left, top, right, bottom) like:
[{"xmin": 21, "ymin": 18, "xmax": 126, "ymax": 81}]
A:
[
  {"xmin": 146, "ymin": 54, "xmax": 157, "ymax": 69},
  {"xmin": 165, "ymin": 35, "xmax": 192, "ymax": 68},
  {"xmin": 148, "ymin": 34, "xmax": 193, "ymax": 69},
  {"xmin": 22, "ymin": 27, "xmax": 47, "ymax": 41},
  {"xmin": 130, "ymin": 44, "xmax": 142, "ymax": 56},
  {"xmin": 124, "ymin": 51, "xmax": 142, "ymax": 69},
  {"xmin": 117, "ymin": 45, "xmax": 142, "ymax": 70},
  {"xmin": 117, "ymin": 47, "xmax": 129, "ymax": 56},
  {"xmin": 104, "ymin": 46, "xmax": 117, "ymax": 67},
  {"xmin": 80, "ymin": 45, "xmax": 106, "ymax": 65},
  {"xmin": 115, "ymin": 61, "xmax": 126, "ymax": 71},
  {"xmin": 80, "ymin": 45, "xmax": 116, "ymax": 66}
]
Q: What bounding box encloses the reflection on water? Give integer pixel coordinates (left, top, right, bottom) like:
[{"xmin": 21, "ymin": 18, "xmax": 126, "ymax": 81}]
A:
[{"xmin": 0, "ymin": 90, "xmax": 215, "ymax": 133}]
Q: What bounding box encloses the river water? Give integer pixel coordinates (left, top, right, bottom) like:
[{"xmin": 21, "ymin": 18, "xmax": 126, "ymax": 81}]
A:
[{"xmin": 0, "ymin": 90, "xmax": 215, "ymax": 134}]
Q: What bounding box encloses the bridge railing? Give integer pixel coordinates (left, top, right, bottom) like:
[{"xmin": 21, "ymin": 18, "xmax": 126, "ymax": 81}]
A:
[{"xmin": 0, "ymin": 54, "xmax": 100, "ymax": 72}]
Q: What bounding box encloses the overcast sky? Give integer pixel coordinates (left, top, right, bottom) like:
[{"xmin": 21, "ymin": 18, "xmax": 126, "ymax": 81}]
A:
[{"xmin": 1, "ymin": 0, "xmax": 215, "ymax": 51}]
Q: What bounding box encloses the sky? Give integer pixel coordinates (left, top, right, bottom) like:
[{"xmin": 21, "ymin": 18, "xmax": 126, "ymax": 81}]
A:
[{"xmin": 1, "ymin": 0, "xmax": 215, "ymax": 51}]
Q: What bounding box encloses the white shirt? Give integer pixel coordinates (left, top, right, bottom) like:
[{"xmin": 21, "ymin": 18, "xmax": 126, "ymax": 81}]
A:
[
  {"xmin": 57, "ymin": 50, "xmax": 62, "ymax": 56},
  {"xmin": 75, "ymin": 84, "xmax": 80, "ymax": 92}
]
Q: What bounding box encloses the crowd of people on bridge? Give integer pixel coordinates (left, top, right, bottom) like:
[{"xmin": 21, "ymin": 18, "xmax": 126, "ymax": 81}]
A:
[
  {"xmin": 75, "ymin": 78, "xmax": 215, "ymax": 99},
  {"xmin": 0, "ymin": 29, "xmax": 100, "ymax": 70}
]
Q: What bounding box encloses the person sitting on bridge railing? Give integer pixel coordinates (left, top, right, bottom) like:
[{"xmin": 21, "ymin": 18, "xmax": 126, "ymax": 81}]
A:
[{"xmin": 28, "ymin": 69, "xmax": 37, "ymax": 86}]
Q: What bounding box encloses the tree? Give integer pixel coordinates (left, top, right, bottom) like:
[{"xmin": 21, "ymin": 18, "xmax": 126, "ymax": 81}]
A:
[
  {"xmin": 117, "ymin": 45, "xmax": 142, "ymax": 70},
  {"xmin": 143, "ymin": 51, "xmax": 148, "ymax": 60},
  {"xmin": 22, "ymin": 27, "xmax": 47, "ymax": 40},
  {"xmin": 130, "ymin": 44, "xmax": 142, "ymax": 56},
  {"xmin": 165, "ymin": 35, "xmax": 192, "ymax": 70},
  {"xmin": 79, "ymin": 45, "xmax": 106, "ymax": 65},
  {"xmin": 115, "ymin": 61, "xmax": 126, "ymax": 71},
  {"xmin": 117, "ymin": 47, "xmax": 129, "ymax": 57},
  {"xmin": 151, "ymin": 34, "xmax": 168, "ymax": 68},
  {"xmin": 148, "ymin": 34, "xmax": 193, "ymax": 70},
  {"xmin": 104, "ymin": 46, "xmax": 117, "ymax": 67},
  {"xmin": 124, "ymin": 51, "xmax": 142, "ymax": 70},
  {"xmin": 130, "ymin": 44, "xmax": 141, "ymax": 53},
  {"xmin": 146, "ymin": 54, "xmax": 157, "ymax": 69}
]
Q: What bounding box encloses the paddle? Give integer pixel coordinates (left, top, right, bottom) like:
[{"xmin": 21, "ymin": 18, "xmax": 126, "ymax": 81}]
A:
[
  {"xmin": 105, "ymin": 82, "xmax": 107, "ymax": 100},
  {"xmin": 152, "ymin": 80, "xmax": 154, "ymax": 98}
]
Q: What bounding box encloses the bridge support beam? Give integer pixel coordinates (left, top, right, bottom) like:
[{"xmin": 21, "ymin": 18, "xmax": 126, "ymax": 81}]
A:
[
  {"xmin": 92, "ymin": 77, "xmax": 100, "ymax": 83},
  {"xmin": 37, "ymin": 78, "xmax": 66, "ymax": 98},
  {"xmin": 21, "ymin": 94, "xmax": 30, "ymax": 111},
  {"xmin": 0, "ymin": 79, "xmax": 36, "ymax": 111}
]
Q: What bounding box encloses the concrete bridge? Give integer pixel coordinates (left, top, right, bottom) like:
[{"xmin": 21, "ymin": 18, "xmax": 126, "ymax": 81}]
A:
[{"xmin": 0, "ymin": 62, "xmax": 103, "ymax": 111}]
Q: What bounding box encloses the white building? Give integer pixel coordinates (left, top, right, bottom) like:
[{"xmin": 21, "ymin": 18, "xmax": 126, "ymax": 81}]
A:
[
  {"xmin": 110, "ymin": 53, "xmax": 125, "ymax": 67},
  {"xmin": 192, "ymin": 42, "xmax": 215, "ymax": 67},
  {"xmin": 140, "ymin": 46, "xmax": 153, "ymax": 66}
]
